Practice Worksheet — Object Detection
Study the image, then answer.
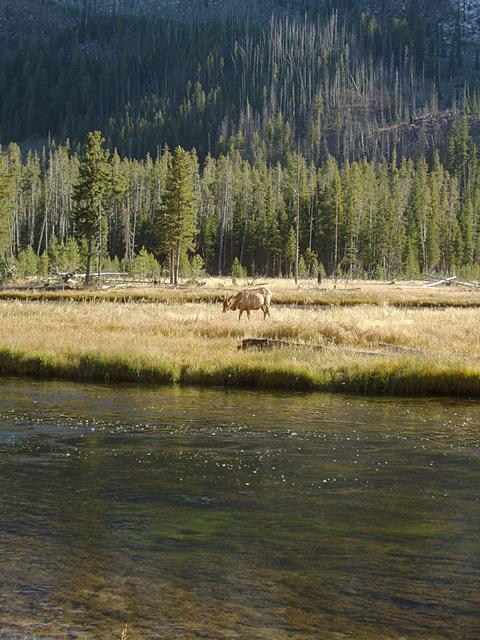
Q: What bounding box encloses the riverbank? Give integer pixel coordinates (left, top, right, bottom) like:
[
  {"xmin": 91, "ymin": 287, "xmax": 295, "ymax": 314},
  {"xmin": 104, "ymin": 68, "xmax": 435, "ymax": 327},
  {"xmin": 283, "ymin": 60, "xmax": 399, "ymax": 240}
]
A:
[{"xmin": 1, "ymin": 300, "xmax": 479, "ymax": 397}]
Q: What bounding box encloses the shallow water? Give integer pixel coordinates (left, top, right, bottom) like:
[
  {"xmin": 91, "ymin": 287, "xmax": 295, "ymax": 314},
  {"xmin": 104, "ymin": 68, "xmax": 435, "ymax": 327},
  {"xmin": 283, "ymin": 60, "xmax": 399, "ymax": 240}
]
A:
[{"xmin": 1, "ymin": 379, "xmax": 480, "ymax": 639}]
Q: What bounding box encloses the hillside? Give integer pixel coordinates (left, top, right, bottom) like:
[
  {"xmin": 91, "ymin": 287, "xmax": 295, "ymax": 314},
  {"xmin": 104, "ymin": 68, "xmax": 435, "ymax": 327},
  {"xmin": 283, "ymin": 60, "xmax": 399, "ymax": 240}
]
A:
[
  {"xmin": 0, "ymin": 1, "xmax": 73, "ymax": 44},
  {"xmin": 1, "ymin": 0, "xmax": 480, "ymax": 285},
  {"xmin": 1, "ymin": 0, "xmax": 479, "ymax": 164},
  {"xmin": 50, "ymin": 0, "xmax": 480, "ymax": 39}
]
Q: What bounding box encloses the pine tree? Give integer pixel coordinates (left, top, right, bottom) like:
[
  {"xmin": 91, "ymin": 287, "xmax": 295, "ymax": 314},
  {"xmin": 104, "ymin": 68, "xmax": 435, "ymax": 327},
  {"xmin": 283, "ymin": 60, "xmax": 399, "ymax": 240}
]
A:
[
  {"xmin": 284, "ymin": 226, "xmax": 296, "ymax": 277},
  {"xmin": 319, "ymin": 157, "xmax": 344, "ymax": 274},
  {"xmin": 16, "ymin": 246, "xmax": 37, "ymax": 278},
  {"xmin": 131, "ymin": 247, "xmax": 160, "ymax": 279},
  {"xmin": 460, "ymin": 198, "xmax": 474, "ymax": 267},
  {"xmin": 405, "ymin": 238, "xmax": 420, "ymax": 278},
  {"xmin": 48, "ymin": 236, "xmax": 61, "ymax": 272},
  {"xmin": 426, "ymin": 157, "xmax": 442, "ymax": 273},
  {"xmin": 154, "ymin": 146, "xmax": 196, "ymax": 285},
  {"xmin": 189, "ymin": 254, "xmax": 206, "ymax": 282},
  {"xmin": 0, "ymin": 154, "xmax": 14, "ymax": 268},
  {"xmin": 72, "ymin": 131, "xmax": 111, "ymax": 285},
  {"xmin": 61, "ymin": 238, "xmax": 82, "ymax": 273},
  {"xmin": 108, "ymin": 149, "xmax": 128, "ymax": 259},
  {"xmin": 37, "ymin": 252, "xmax": 50, "ymax": 278},
  {"xmin": 7, "ymin": 143, "xmax": 22, "ymax": 256},
  {"xmin": 409, "ymin": 157, "xmax": 430, "ymax": 273},
  {"xmin": 231, "ymin": 257, "xmax": 246, "ymax": 281}
]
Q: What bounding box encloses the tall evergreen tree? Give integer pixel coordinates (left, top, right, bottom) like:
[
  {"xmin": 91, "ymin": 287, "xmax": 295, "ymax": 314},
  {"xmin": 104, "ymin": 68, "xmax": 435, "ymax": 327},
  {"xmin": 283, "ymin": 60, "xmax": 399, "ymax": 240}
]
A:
[
  {"xmin": 72, "ymin": 131, "xmax": 111, "ymax": 285},
  {"xmin": 0, "ymin": 154, "xmax": 14, "ymax": 273},
  {"xmin": 154, "ymin": 146, "xmax": 196, "ymax": 285}
]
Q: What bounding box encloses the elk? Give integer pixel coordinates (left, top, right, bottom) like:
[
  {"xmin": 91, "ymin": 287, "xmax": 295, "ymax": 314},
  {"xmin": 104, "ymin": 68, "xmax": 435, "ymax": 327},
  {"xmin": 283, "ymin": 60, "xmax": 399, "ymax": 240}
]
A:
[{"xmin": 222, "ymin": 287, "xmax": 272, "ymax": 320}]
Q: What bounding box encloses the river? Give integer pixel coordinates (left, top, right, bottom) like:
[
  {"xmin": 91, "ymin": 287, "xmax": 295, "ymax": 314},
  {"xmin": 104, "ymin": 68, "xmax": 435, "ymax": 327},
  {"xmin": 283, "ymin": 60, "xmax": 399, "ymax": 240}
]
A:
[{"xmin": 1, "ymin": 378, "xmax": 480, "ymax": 639}]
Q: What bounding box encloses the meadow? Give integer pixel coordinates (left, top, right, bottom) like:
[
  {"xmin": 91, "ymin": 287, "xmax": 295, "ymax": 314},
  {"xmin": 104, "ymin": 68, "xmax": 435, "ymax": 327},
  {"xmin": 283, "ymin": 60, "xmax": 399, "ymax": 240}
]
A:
[
  {"xmin": 1, "ymin": 289, "xmax": 480, "ymax": 397},
  {"xmin": 2, "ymin": 277, "xmax": 480, "ymax": 308}
]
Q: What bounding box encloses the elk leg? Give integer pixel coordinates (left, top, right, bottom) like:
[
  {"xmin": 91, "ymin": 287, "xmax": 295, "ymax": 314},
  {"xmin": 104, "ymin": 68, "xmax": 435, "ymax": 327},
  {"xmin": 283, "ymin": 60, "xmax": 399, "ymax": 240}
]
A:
[
  {"xmin": 238, "ymin": 309, "xmax": 243, "ymax": 321},
  {"xmin": 247, "ymin": 308, "xmax": 251, "ymax": 319}
]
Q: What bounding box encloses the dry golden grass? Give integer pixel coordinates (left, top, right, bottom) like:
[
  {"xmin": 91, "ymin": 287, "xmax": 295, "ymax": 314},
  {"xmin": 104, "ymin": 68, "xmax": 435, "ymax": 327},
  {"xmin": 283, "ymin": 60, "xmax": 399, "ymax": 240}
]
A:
[
  {"xmin": 0, "ymin": 299, "xmax": 479, "ymax": 396},
  {"xmin": 2, "ymin": 277, "xmax": 480, "ymax": 308}
]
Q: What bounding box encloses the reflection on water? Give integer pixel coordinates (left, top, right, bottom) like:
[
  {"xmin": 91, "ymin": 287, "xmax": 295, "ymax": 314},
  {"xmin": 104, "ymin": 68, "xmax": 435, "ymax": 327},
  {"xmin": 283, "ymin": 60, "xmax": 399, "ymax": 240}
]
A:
[{"xmin": 1, "ymin": 378, "xmax": 480, "ymax": 639}]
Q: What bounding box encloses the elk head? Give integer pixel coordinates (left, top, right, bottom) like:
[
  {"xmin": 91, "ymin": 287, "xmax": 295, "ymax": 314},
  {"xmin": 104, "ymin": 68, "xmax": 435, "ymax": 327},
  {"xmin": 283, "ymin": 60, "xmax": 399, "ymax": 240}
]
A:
[{"xmin": 222, "ymin": 295, "xmax": 233, "ymax": 313}]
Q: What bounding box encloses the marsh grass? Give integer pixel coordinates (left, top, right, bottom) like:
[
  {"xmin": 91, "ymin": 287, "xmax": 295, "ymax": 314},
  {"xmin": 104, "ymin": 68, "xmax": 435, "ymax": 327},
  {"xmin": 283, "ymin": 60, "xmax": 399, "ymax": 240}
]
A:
[
  {"xmin": 1, "ymin": 277, "xmax": 480, "ymax": 308},
  {"xmin": 0, "ymin": 300, "xmax": 479, "ymax": 396}
]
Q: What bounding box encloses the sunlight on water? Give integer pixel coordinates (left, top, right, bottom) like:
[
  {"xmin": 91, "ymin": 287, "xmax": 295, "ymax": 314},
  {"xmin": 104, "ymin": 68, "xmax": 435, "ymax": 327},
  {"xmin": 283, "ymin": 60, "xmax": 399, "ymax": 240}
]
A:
[{"xmin": 1, "ymin": 379, "xmax": 480, "ymax": 639}]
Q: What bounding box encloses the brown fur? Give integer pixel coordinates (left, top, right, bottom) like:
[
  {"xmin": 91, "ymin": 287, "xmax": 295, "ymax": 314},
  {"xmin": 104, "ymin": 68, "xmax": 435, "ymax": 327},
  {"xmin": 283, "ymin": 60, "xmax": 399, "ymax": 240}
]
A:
[{"xmin": 223, "ymin": 287, "xmax": 272, "ymax": 320}]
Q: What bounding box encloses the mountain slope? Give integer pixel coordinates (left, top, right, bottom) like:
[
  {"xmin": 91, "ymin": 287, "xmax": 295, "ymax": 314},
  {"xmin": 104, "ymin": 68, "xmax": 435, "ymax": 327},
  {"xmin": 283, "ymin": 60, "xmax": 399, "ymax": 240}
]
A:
[
  {"xmin": 0, "ymin": 0, "xmax": 75, "ymax": 45},
  {"xmin": 1, "ymin": 0, "xmax": 480, "ymax": 164}
]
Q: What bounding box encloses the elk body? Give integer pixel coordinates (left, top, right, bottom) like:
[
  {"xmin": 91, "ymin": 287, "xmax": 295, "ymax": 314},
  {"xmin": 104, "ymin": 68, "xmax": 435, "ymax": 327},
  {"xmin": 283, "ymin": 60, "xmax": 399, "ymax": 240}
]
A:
[{"xmin": 222, "ymin": 287, "xmax": 272, "ymax": 320}]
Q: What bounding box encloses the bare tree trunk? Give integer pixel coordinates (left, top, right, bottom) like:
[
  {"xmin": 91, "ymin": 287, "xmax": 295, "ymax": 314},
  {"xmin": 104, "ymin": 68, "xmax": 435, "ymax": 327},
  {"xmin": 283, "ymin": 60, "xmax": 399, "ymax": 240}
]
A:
[
  {"xmin": 85, "ymin": 235, "xmax": 93, "ymax": 286},
  {"xmin": 14, "ymin": 210, "xmax": 19, "ymax": 256},
  {"xmin": 36, "ymin": 217, "xmax": 45, "ymax": 256},
  {"xmin": 295, "ymin": 202, "xmax": 299, "ymax": 284},
  {"xmin": 294, "ymin": 159, "xmax": 300, "ymax": 285},
  {"xmin": 334, "ymin": 197, "xmax": 339, "ymax": 275},
  {"xmin": 97, "ymin": 205, "xmax": 102, "ymax": 278},
  {"xmin": 175, "ymin": 240, "xmax": 181, "ymax": 285},
  {"xmin": 125, "ymin": 194, "xmax": 132, "ymax": 262}
]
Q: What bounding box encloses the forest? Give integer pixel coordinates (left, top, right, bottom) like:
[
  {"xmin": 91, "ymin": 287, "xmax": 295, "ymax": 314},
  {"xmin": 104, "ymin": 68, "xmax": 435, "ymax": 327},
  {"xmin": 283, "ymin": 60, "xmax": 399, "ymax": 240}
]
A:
[
  {"xmin": 1, "ymin": 1, "xmax": 479, "ymax": 164},
  {"xmin": 0, "ymin": 114, "xmax": 479, "ymax": 281},
  {"xmin": 1, "ymin": 1, "xmax": 480, "ymax": 280}
]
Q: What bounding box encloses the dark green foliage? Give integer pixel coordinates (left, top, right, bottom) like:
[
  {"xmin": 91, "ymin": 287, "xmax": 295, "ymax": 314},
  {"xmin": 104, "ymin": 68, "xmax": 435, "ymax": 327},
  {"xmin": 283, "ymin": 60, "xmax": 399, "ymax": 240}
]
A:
[
  {"xmin": 153, "ymin": 146, "xmax": 197, "ymax": 284},
  {"xmin": 72, "ymin": 131, "xmax": 111, "ymax": 283},
  {"xmin": 130, "ymin": 247, "xmax": 160, "ymax": 279},
  {"xmin": 4, "ymin": 125, "xmax": 480, "ymax": 280},
  {"xmin": 231, "ymin": 257, "xmax": 246, "ymax": 280},
  {"xmin": 2, "ymin": 3, "xmax": 480, "ymax": 164},
  {"xmin": 0, "ymin": 153, "xmax": 14, "ymax": 260},
  {"xmin": 15, "ymin": 246, "xmax": 37, "ymax": 278}
]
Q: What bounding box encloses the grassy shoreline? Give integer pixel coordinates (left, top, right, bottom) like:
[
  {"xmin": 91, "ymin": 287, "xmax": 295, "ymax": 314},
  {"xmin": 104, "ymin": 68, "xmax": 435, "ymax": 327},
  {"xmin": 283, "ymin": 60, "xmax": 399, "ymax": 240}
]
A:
[
  {"xmin": 1, "ymin": 346, "xmax": 479, "ymax": 397},
  {"xmin": 1, "ymin": 299, "xmax": 479, "ymax": 398}
]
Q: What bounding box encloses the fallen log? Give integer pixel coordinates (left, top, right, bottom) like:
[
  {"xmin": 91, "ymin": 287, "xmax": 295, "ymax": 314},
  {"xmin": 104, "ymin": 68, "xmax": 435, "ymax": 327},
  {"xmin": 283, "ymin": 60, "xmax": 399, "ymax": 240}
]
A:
[
  {"xmin": 238, "ymin": 338, "xmax": 386, "ymax": 357},
  {"xmin": 239, "ymin": 338, "xmax": 323, "ymax": 351},
  {"xmin": 55, "ymin": 271, "xmax": 126, "ymax": 278},
  {"xmin": 453, "ymin": 281, "xmax": 480, "ymax": 289},
  {"xmin": 43, "ymin": 284, "xmax": 77, "ymax": 291},
  {"xmin": 423, "ymin": 276, "xmax": 457, "ymax": 288},
  {"xmin": 378, "ymin": 342, "xmax": 425, "ymax": 355}
]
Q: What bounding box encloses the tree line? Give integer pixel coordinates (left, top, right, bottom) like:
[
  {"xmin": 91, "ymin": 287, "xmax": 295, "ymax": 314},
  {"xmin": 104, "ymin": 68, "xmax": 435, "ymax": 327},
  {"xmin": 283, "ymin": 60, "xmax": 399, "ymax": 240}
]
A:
[{"xmin": 1, "ymin": 116, "xmax": 480, "ymax": 282}]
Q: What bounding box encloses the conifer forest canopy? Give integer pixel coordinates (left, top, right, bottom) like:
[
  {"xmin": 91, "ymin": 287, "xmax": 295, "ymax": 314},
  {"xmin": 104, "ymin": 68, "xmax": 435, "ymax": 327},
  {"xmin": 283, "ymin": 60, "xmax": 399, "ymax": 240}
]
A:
[{"xmin": 1, "ymin": 0, "xmax": 480, "ymax": 278}]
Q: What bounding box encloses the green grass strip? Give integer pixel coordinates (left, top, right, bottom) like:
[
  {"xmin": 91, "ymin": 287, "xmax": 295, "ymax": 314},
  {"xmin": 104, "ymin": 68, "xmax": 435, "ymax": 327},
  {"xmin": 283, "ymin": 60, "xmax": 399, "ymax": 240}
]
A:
[{"xmin": 1, "ymin": 348, "xmax": 479, "ymax": 398}]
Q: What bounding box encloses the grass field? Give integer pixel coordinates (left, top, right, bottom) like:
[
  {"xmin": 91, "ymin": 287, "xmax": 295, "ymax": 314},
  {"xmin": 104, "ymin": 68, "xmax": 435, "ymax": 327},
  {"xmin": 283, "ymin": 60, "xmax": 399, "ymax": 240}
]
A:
[
  {"xmin": 1, "ymin": 296, "xmax": 479, "ymax": 397},
  {"xmin": 2, "ymin": 277, "xmax": 480, "ymax": 308}
]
